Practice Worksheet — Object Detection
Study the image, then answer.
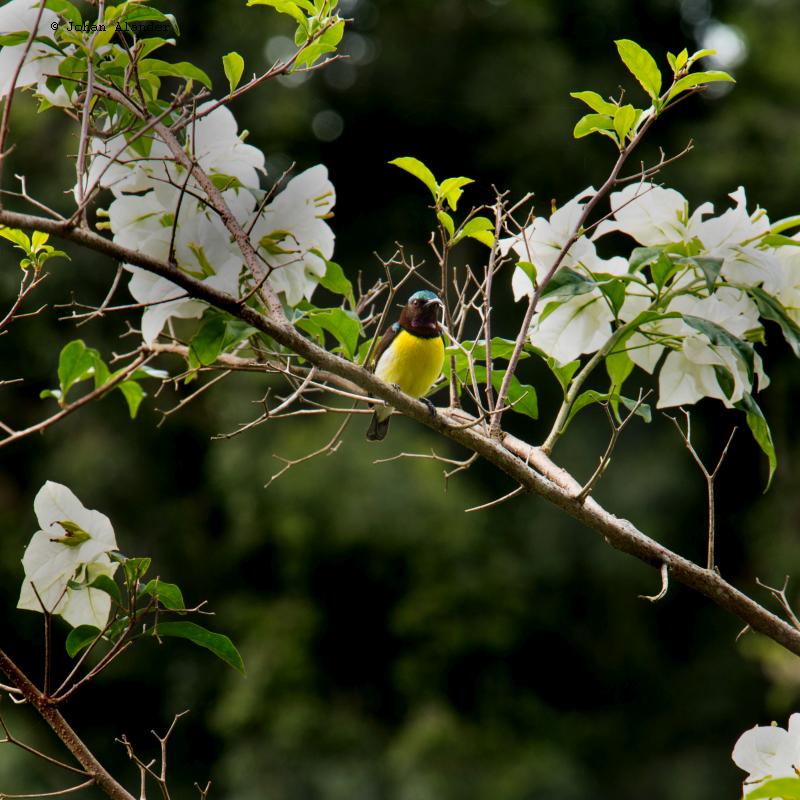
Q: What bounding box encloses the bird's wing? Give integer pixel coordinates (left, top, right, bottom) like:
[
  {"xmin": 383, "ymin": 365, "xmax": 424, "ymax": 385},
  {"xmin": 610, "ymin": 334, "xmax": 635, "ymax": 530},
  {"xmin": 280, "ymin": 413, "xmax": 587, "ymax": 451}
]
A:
[{"xmin": 371, "ymin": 322, "xmax": 400, "ymax": 371}]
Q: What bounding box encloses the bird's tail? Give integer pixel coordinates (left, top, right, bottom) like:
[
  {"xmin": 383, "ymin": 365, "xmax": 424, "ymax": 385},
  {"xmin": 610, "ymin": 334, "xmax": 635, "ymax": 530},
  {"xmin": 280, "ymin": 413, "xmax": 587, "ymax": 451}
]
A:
[{"xmin": 366, "ymin": 404, "xmax": 392, "ymax": 441}]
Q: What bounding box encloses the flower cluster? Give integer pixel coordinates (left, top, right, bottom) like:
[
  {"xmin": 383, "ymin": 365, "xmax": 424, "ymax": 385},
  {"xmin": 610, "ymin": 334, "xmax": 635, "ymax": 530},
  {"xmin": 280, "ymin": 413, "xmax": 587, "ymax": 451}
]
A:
[
  {"xmin": 18, "ymin": 482, "xmax": 118, "ymax": 628},
  {"xmin": 504, "ymin": 182, "xmax": 800, "ymax": 409},
  {"xmin": 733, "ymin": 713, "xmax": 800, "ymax": 795},
  {"xmin": 91, "ymin": 104, "xmax": 335, "ymax": 343},
  {"xmin": 0, "ymin": 0, "xmax": 66, "ymax": 104}
]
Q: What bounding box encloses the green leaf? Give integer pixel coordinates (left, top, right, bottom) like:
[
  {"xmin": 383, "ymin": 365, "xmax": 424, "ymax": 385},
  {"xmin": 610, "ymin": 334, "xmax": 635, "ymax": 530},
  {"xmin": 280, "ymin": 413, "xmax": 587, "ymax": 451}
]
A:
[
  {"xmin": 569, "ymin": 90, "xmax": 618, "ymax": 115},
  {"xmin": 615, "ymin": 39, "xmax": 662, "ymax": 100},
  {"xmin": 628, "ymin": 246, "xmax": 662, "ymax": 273},
  {"xmin": 190, "ymin": 316, "xmax": 228, "ymax": 366},
  {"xmin": 141, "ymin": 579, "xmax": 185, "ymax": 610},
  {"xmin": 650, "ymin": 253, "xmax": 679, "ymax": 289},
  {"xmin": 57, "ymin": 340, "xmax": 96, "ymax": 400},
  {"xmin": 297, "ymin": 307, "xmax": 361, "ymax": 360},
  {"xmin": 153, "ymin": 622, "xmax": 245, "ymax": 674},
  {"xmin": 619, "ymin": 395, "xmax": 652, "ymax": 423},
  {"xmin": 540, "ymin": 352, "xmax": 580, "ymax": 396},
  {"xmin": 117, "ymin": 380, "xmax": 145, "ymax": 419},
  {"xmin": 319, "ymin": 260, "xmax": 355, "ymax": 307},
  {"xmin": 563, "ymin": 390, "xmax": 609, "ymax": 432},
  {"xmin": 389, "ymin": 156, "xmax": 438, "ymax": 199},
  {"xmin": 0, "ymin": 33, "xmax": 31, "ymax": 47},
  {"xmin": 770, "ymin": 214, "xmax": 800, "ymax": 235},
  {"xmin": 597, "ymin": 277, "xmax": 626, "ymax": 316},
  {"xmin": 683, "ymin": 315, "xmax": 755, "ymax": 382},
  {"xmin": 438, "ymin": 176, "xmax": 474, "ymax": 211},
  {"xmin": 667, "ymin": 70, "xmax": 735, "ymax": 101},
  {"xmin": 446, "ymin": 337, "xmax": 528, "ymax": 376},
  {"xmin": 295, "ymin": 19, "xmax": 345, "ymax": 68},
  {"xmin": 746, "ymin": 777, "xmax": 800, "ymax": 799},
  {"xmin": 606, "ymin": 348, "xmax": 634, "ymax": 392},
  {"xmin": 750, "ymin": 286, "xmax": 800, "ymax": 358},
  {"xmin": 437, "ymin": 210, "xmax": 455, "ymax": 239},
  {"xmin": 573, "ymin": 113, "xmax": 615, "ymax": 140},
  {"xmin": 474, "ymin": 366, "xmax": 537, "ymax": 420},
  {"xmin": 222, "ymin": 51, "xmax": 245, "ymax": 94},
  {"xmin": 139, "ymin": 59, "xmax": 212, "ymax": 89},
  {"xmin": 89, "ymin": 574, "xmax": 122, "ymax": 606},
  {"xmin": 65, "ymin": 625, "xmax": 101, "ymax": 658},
  {"xmin": 541, "ymin": 267, "xmax": 596, "ymax": 299},
  {"xmin": 736, "ymin": 393, "xmax": 776, "ymax": 490},
  {"xmin": 677, "ymin": 256, "xmax": 723, "ymax": 292}
]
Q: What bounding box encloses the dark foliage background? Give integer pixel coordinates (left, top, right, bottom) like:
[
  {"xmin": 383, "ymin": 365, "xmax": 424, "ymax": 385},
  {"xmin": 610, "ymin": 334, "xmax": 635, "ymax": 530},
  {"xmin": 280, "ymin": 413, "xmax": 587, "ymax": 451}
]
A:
[{"xmin": 1, "ymin": 1, "xmax": 800, "ymax": 798}]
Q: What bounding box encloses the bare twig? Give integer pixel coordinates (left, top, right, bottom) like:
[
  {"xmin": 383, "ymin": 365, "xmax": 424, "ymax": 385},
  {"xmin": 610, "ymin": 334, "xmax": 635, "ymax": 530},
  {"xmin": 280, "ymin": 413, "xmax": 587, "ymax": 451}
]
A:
[
  {"xmin": 669, "ymin": 410, "xmax": 737, "ymax": 571},
  {"xmin": 756, "ymin": 576, "xmax": 800, "ymax": 632},
  {"xmin": 576, "ymin": 390, "xmax": 652, "ymax": 503},
  {"xmin": 639, "ymin": 562, "xmax": 670, "ymax": 602}
]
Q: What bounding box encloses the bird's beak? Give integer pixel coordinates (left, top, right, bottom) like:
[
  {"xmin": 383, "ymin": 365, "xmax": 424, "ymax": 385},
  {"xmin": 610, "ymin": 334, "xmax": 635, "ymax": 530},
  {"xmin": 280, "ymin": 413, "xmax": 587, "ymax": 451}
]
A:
[{"xmin": 424, "ymin": 297, "xmax": 444, "ymax": 310}]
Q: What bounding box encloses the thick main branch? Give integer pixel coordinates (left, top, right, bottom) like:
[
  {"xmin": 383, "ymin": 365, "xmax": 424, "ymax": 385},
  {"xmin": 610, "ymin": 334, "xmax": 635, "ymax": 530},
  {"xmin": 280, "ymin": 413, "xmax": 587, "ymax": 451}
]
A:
[{"xmin": 2, "ymin": 209, "xmax": 799, "ymax": 659}]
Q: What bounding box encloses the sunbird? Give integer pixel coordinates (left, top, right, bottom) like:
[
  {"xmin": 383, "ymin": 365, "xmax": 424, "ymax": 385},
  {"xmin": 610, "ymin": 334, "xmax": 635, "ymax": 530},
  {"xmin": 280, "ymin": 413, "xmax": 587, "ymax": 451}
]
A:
[{"xmin": 366, "ymin": 289, "xmax": 445, "ymax": 441}]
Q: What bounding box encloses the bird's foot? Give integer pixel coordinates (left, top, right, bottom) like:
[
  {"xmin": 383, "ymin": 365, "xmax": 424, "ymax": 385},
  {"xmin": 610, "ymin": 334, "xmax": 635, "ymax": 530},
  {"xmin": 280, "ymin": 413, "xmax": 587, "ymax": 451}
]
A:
[{"xmin": 421, "ymin": 397, "xmax": 437, "ymax": 417}]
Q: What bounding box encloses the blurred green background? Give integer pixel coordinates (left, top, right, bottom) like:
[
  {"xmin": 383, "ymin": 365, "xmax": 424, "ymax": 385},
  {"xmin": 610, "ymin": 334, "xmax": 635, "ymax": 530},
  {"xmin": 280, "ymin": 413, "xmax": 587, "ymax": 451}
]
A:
[{"xmin": 2, "ymin": 0, "xmax": 800, "ymax": 798}]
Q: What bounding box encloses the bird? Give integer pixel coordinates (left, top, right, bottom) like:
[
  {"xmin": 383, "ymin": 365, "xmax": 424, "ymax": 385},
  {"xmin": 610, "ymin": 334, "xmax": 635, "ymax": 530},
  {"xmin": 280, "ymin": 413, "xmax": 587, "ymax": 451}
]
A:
[{"xmin": 366, "ymin": 289, "xmax": 445, "ymax": 441}]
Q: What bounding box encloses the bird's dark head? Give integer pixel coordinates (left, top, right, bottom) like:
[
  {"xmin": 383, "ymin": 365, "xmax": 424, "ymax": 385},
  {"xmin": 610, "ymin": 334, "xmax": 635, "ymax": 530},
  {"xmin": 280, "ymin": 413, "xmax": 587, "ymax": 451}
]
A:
[{"xmin": 399, "ymin": 290, "xmax": 444, "ymax": 336}]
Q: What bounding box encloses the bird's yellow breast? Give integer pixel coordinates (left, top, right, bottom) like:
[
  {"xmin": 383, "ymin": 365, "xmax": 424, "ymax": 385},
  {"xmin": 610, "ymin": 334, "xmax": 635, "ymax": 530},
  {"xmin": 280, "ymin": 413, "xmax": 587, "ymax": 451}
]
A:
[{"xmin": 375, "ymin": 330, "xmax": 445, "ymax": 399}]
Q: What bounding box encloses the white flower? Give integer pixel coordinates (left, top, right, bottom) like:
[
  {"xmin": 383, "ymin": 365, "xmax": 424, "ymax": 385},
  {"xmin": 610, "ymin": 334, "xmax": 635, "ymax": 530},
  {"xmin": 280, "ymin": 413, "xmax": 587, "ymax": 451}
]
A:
[
  {"xmin": 505, "ymin": 187, "xmax": 598, "ymax": 299},
  {"xmin": 594, "ymin": 182, "xmax": 713, "ymax": 246},
  {"xmin": 0, "ymin": 0, "xmax": 60, "ymax": 99},
  {"xmin": 733, "ymin": 713, "xmax": 800, "ymax": 790},
  {"xmin": 251, "ymin": 165, "xmax": 336, "ymax": 306},
  {"xmin": 642, "ymin": 287, "xmax": 767, "ymax": 408},
  {"xmin": 114, "ymin": 201, "xmax": 243, "ymax": 344},
  {"xmin": 692, "ymin": 187, "xmax": 776, "ymax": 288},
  {"xmin": 84, "ymin": 102, "xmax": 263, "ymax": 220},
  {"xmin": 18, "ymin": 482, "xmax": 118, "ymax": 629},
  {"xmin": 529, "ymin": 291, "xmax": 615, "ymax": 365}
]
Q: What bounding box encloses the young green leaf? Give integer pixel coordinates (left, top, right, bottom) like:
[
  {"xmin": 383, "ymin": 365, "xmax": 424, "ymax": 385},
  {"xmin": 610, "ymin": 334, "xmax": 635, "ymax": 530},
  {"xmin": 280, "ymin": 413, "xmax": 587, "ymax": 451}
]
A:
[
  {"xmin": 438, "ymin": 176, "xmax": 474, "ymax": 211},
  {"xmin": 569, "ymin": 91, "xmax": 618, "ymax": 115},
  {"xmin": 573, "ymin": 113, "xmax": 615, "ymax": 140},
  {"xmin": 746, "ymin": 777, "xmax": 800, "ymax": 800},
  {"xmin": 246, "ymin": 0, "xmax": 308, "ymax": 24},
  {"xmin": 615, "ymin": 39, "xmax": 662, "ymax": 100},
  {"xmin": 613, "ymin": 104, "xmax": 637, "ymax": 142},
  {"xmin": 222, "ymin": 51, "xmax": 245, "ymax": 94},
  {"xmin": 437, "ymin": 210, "xmax": 455, "ymax": 239},
  {"xmin": 667, "ymin": 70, "xmax": 734, "ymax": 101},
  {"xmin": 454, "ymin": 216, "xmax": 494, "ymax": 247},
  {"xmin": 153, "ymin": 621, "xmax": 245, "ymax": 674},
  {"xmin": 389, "ymin": 156, "xmax": 438, "ymax": 199},
  {"xmin": 139, "ymin": 59, "xmax": 212, "ymax": 89}
]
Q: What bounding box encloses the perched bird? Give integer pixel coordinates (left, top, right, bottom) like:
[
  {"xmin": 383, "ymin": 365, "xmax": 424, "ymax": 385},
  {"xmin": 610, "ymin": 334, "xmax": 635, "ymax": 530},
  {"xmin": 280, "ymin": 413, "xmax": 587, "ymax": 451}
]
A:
[{"xmin": 366, "ymin": 289, "xmax": 445, "ymax": 441}]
